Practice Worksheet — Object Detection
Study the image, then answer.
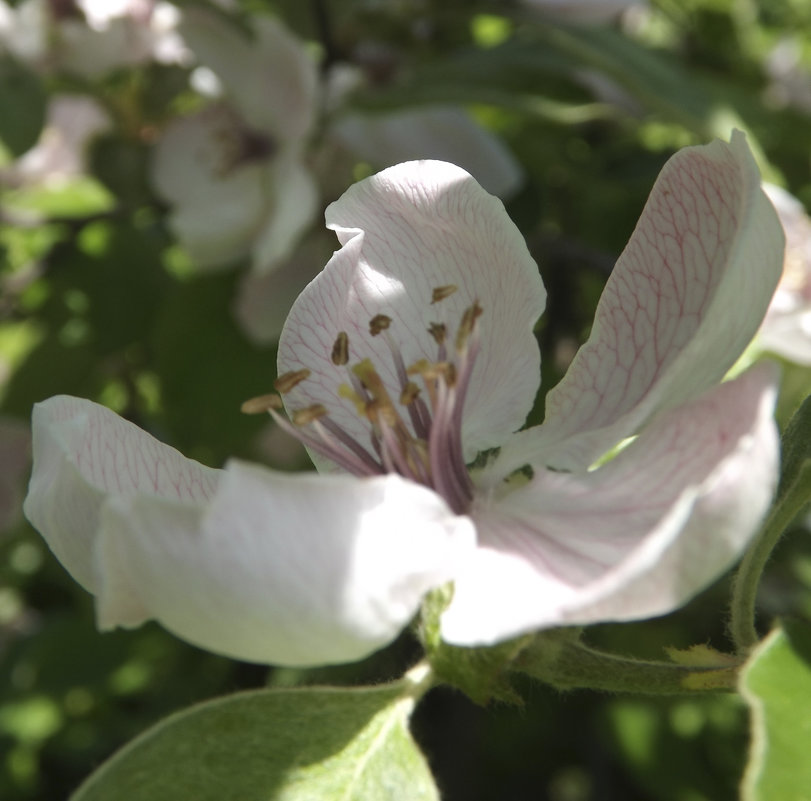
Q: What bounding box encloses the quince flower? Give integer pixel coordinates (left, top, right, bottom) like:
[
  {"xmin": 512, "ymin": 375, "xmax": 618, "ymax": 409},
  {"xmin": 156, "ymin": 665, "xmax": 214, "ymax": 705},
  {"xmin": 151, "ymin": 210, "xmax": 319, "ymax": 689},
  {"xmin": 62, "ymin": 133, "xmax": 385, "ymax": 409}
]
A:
[
  {"xmin": 149, "ymin": 9, "xmax": 320, "ymax": 273},
  {"xmin": 25, "ymin": 133, "xmax": 784, "ymax": 666},
  {"xmin": 755, "ymin": 183, "xmax": 811, "ymax": 365},
  {"xmin": 0, "ymin": 0, "xmax": 184, "ymax": 77}
]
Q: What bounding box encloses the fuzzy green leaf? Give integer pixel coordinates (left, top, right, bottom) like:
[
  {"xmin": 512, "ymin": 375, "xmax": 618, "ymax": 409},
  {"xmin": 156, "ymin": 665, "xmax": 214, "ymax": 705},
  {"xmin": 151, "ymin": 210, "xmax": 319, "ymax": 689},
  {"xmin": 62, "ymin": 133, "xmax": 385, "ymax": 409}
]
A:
[
  {"xmin": 71, "ymin": 678, "xmax": 438, "ymax": 801},
  {"xmin": 740, "ymin": 620, "xmax": 811, "ymax": 801}
]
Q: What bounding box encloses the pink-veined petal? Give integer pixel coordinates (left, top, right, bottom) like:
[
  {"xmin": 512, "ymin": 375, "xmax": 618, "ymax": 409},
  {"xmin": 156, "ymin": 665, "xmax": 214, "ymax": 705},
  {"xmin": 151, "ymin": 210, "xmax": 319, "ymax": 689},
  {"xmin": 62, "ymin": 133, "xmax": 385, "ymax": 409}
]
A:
[
  {"xmin": 330, "ymin": 106, "xmax": 524, "ymax": 199},
  {"xmin": 278, "ymin": 160, "xmax": 545, "ymax": 460},
  {"xmin": 498, "ymin": 132, "xmax": 783, "ymax": 475},
  {"xmin": 443, "ymin": 362, "xmax": 778, "ymax": 645},
  {"xmin": 23, "ymin": 396, "xmax": 219, "ymax": 592},
  {"xmin": 95, "ymin": 462, "xmax": 475, "ymax": 666}
]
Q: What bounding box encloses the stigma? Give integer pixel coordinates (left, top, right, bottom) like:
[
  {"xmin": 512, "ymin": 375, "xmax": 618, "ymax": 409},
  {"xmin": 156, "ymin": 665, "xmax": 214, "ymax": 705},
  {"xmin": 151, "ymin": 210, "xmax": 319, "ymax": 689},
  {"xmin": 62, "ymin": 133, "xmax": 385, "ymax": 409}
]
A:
[{"xmin": 243, "ymin": 290, "xmax": 482, "ymax": 515}]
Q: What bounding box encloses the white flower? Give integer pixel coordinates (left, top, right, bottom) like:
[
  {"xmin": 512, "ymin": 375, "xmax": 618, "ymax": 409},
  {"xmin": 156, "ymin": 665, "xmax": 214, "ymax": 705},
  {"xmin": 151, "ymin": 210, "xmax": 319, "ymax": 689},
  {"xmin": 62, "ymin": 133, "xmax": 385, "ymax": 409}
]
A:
[
  {"xmin": 25, "ymin": 132, "xmax": 784, "ymax": 666},
  {"xmin": 149, "ymin": 9, "xmax": 319, "ymax": 273},
  {"xmin": 755, "ymin": 184, "xmax": 811, "ymax": 365},
  {"xmin": 0, "ymin": 0, "xmax": 184, "ymax": 77}
]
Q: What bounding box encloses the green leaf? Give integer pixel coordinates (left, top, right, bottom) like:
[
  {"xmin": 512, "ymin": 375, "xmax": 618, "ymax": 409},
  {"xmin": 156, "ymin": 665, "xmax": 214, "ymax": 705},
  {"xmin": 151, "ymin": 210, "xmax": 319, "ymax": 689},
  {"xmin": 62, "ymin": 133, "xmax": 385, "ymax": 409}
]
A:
[
  {"xmin": 71, "ymin": 677, "xmax": 439, "ymax": 801},
  {"xmin": 0, "ymin": 57, "xmax": 46, "ymax": 156},
  {"xmin": 740, "ymin": 620, "xmax": 811, "ymax": 801}
]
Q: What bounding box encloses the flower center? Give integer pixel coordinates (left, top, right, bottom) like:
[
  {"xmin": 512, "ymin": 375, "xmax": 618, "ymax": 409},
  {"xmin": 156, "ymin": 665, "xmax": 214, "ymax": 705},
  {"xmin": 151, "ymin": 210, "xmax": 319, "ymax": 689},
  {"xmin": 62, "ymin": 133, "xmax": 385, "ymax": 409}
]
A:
[{"xmin": 243, "ymin": 287, "xmax": 481, "ymax": 515}]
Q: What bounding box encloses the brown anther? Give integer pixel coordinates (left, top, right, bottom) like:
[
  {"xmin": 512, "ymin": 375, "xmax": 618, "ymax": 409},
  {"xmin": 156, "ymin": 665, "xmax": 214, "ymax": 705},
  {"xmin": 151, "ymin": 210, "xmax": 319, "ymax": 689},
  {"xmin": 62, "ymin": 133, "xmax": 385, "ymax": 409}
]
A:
[
  {"xmin": 274, "ymin": 369, "xmax": 311, "ymax": 394},
  {"xmin": 292, "ymin": 404, "xmax": 328, "ymax": 425},
  {"xmin": 431, "ymin": 285, "xmax": 458, "ymax": 304},
  {"xmin": 456, "ymin": 302, "xmax": 483, "ymax": 350},
  {"xmin": 407, "ymin": 359, "xmax": 457, "ymax": 387},
  {"xmin": 400, "ymin": 381, "xmax": 421, "ymax": 406},
  {"xmin": 365, "ymin": 398, "xmax": 398, "ymax": 428},
  {"xmin": 331, "ymin": 332, "xmax": 349, "ymax": 365},
  {"xmin": 428, "ymin": 322, "xmax": 447, "ymax": 346},
  {"xmin": 369, "ymin": 314, "xmax": 392, "ymax": 336},
  {"xmin": 240, "ymin": 393, "xmax": 283, "ymax": 414}
]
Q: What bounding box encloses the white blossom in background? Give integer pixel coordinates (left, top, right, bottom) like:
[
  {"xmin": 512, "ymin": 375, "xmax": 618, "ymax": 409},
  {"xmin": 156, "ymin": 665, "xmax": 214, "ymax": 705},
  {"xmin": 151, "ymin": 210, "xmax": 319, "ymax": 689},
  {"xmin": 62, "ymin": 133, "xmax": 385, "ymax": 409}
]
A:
[
  {"xmin": 755, "ymin": 184, "xmax": 811, "ymax": 365},
  {"xmin": 24, "ymin": 133, "xmax": 784, "ymax": 666},
  {"xmin": 329, "ymin": 106, "xmax": 524, "ymax": 200},
  {"xmin": 0, "ymin": 0, "xmax": 185, "ymax": 77},
  {"xmin": 2, "ymin": 94, "xmax": 110, "ymax": 188},
  {"xmin": 152, "ymin": 11, "xmax": 524, "ymax": 284},
  {"xmin": 149, "ymin": 9, "xmax": 319, "ymax": 273}
]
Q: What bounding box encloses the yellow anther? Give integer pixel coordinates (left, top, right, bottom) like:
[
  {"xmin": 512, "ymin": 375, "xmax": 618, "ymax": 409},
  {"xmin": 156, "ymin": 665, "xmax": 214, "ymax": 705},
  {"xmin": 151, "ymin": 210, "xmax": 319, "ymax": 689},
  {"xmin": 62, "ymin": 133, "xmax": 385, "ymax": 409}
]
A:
[
  {"xmin": 331, "ymin": 332, "xmax": 349, "ymax": 366},
  {"xmin": 240, "ymin": 393, "xmax": 283, "ymax": 414},
  {"xmin": 431, "ymin": 285, "xmax": 458, "ymax": 304},
  {"xmin": 365, "ymin": 397, "xmax": 399, "ymax": 427},
  {"xmin": 338, "ymin": 383, "xmax": 366, "ymax": 416},
  {"xmin": 292, "ymin": 404, "xmax": 328, "ymax": 425},
  {"xmin": 352, "ymin": 359, "xmax": 387, "ymax": 396},
  {"xmin": 406, "ymin": 358, "xmax": 433, "ymax": 377},
  {"xmin": 428, "ymin": 322, "xmax": 447, "ymax": 346},
  {"xmin": 400, "ymin": 381, "xmax": 421, "ymax": 406},
  {"xmin": 274, "ymin": 369, "xmax": 311, "ymax": 393}
]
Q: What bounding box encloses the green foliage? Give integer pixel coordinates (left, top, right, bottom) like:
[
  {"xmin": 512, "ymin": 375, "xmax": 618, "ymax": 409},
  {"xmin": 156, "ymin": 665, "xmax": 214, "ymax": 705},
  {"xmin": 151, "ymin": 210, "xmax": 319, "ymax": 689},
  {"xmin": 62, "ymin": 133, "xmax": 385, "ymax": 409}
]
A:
[
  {"xmin": 0, "ymin": 58, "xmax": 45, "ymax": 157},
  {"xmin": 71, "ymin": 680, "xmax": 438, "ymax": 801},
  {"xmin": 740, "ymin": 620, "xmax": 811, "ymax": 801}
]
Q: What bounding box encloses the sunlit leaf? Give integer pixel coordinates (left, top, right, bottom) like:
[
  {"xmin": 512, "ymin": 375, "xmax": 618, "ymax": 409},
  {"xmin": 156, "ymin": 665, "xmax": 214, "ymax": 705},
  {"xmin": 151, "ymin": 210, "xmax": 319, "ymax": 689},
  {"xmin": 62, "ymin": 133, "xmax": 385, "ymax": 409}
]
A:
[
  {"xmin": 71, "ymin": 679, "xmax": 438, "ymax": 801},
  {"xmin": 740, "ymin": 620, "xmax": 811, "ymax": 801}
]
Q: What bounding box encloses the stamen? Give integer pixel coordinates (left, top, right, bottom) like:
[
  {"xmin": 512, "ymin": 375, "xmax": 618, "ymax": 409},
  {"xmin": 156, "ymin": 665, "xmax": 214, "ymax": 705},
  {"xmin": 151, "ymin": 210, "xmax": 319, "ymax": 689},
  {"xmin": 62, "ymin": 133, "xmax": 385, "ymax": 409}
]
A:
[
  {"xmin": 431, "ymin": 285, "xmax": 458, "ymax": 304},
  {"xmin": 428, "ymin": 323, "xmax": 447, "ymax": 347},
  {"xmin": 369, "ymin": 314, "xmax": 392, "ymax": 336},
  {"xmin": 274, "ymin": 369, "xmax": 311, "ymax": 393},
  {"xmin": 331, "ymin": 332, "xmax": 349, "ymax": 365},
  {"xmin": 292, "ymin": 404, "xmax": 328, "ymax": 425},
  {"xmin": 400, "ymin": 381, "xmax": 421, "ymax": 406},
  {"xmin": 456, "ymin": 302, "xmax": 483, "ymax": 351},
  {"xmin": 276, "ymin": 296, "xmax": 483, "ymax": 515},
  {"xmin": 240, "ymin": 393, "xmax": 283, "ymax": 414}
]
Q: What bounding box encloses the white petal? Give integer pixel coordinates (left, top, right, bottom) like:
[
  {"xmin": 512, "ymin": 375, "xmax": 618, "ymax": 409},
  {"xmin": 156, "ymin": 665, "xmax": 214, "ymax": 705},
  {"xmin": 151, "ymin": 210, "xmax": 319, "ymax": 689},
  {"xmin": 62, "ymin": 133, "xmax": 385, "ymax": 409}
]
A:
[
  {"xmin": 755, "ymin": 183, "xmax": 811, "ymax": 364},
  {"xmin": 330, "ymin": 106, "xmax": 524, "ymax": 199},
  {"xmin": 23, "ymin": 396, "xmax": 219, "ymax": 592},
  {"xmin": 442, "ymin": 363, "xmax": 778, "ymax": 644},
  {"xmin": 179, "ymin": 9, "xmax": 318, "ymax": 141},
  {"xmin": 150, "ymin": 106, "xmax": 273, "ymax": 268},
  {"xmin": 501, "ymin": 131, "xmax": 784, "ymax": 473},
  {"xmin": 249, "ymin": 151, "xmax": 319, "ymax": 274},
  {"xmin": 96, "ymin": 463, "xmax": 475, "ymax": 666},
  {"xmin": 234, "ymin": 232, "xmax": 334, "ymax": 344},
  {"xmin": 278, "ymin": 160, "xmax": 545, "ymax": 458}
]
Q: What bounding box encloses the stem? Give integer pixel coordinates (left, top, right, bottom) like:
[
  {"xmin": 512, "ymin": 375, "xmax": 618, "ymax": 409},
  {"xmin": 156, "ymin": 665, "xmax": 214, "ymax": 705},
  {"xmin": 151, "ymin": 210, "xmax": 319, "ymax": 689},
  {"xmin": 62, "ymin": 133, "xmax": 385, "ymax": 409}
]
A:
[
  {"xmin": 729, "ymin": 460, "xmax": 811, "ymax": 653},
  {"xmin": 515, "ymin": 633, "xmax": 739, "ymax": 694}
]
